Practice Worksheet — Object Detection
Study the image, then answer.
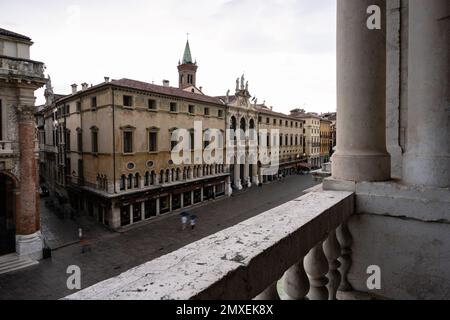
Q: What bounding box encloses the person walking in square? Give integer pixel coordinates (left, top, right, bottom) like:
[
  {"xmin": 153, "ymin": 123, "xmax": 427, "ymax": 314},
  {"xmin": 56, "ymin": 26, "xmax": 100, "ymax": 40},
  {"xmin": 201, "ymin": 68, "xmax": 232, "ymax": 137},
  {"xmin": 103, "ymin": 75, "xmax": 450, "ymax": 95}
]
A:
[{"xmin": 190, "ymin": 215, "xmax": 197, "ymax": 230}]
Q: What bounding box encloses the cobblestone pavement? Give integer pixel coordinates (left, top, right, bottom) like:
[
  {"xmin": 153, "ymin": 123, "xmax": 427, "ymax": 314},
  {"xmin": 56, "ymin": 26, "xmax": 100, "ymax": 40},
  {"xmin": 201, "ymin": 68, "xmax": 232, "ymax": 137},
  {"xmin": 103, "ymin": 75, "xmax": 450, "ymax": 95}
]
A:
[
  {"xmin": 0, "ymin": 174, "xmax": 318, "ymax": 300},
  {"xmin": 40, "ymin": 197, "xmax": 110, "ymax": 249}
]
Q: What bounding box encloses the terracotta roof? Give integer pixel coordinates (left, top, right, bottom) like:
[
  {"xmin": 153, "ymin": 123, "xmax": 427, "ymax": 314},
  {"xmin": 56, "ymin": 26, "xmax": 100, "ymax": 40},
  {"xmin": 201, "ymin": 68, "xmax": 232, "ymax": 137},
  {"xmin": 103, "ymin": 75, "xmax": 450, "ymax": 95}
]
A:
[
  {"xmin": 0, "ymin": 28, "xmax": 31, "ymax": 41},
  {"xmin": 111, "ymin": 78, "xmax": 224, "ymax": 105},
  {"xmin": 255, "ymin": 105, "xmax": 301, "ymax": 121},
  {"xmin": 57, "ymin": 78, "xmax": 225, "ymax": 106}
]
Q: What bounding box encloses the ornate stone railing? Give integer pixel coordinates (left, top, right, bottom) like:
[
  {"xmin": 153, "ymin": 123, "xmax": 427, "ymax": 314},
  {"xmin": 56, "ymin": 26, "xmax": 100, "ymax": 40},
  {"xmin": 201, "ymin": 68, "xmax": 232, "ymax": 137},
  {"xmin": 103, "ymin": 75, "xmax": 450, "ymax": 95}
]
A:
[
  {"xmin": 0, "ymin": 55, "xmax": 45, "ymax": 80},
  {"xmin": 65, "ymin": 189, "xmax": 354, "ymax": 300}
]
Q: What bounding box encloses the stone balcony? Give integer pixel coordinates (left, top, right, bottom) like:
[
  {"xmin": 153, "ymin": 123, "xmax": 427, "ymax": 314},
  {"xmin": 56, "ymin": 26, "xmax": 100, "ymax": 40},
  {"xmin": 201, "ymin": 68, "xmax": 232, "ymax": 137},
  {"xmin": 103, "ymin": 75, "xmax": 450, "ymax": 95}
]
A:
[
  {"xmin": 0, "ymin": 55, "xmax": 45, "ymax": 82},
  {"xmin": 65, "ymin": 189, "xmax": 354, "ymax": 300}
]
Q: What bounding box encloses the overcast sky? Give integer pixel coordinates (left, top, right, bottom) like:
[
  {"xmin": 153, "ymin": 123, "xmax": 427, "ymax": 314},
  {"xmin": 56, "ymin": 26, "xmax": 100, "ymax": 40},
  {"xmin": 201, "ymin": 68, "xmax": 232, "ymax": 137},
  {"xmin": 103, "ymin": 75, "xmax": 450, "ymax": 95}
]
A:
[{"xmin": 2, "ymin": 0, "xmax": 336, "ymax": 114}]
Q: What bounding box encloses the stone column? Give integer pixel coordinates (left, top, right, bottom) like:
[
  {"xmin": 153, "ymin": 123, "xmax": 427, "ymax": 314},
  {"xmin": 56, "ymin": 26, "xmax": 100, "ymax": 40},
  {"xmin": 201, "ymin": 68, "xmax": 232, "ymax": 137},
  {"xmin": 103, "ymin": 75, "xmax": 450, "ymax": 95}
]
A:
[
  {"xmin": 15, "ymin": 104, "xmax": 43, "ymax": 259},
  {"xmin": 332, "ymin": 0, "xmax": 391, "ymax": 182},
  {"xmin": 252, "ymin": 164, "xmax": 259, "ymax": 186},
  {"xmin": 244, "ymin": 162, "xmax": 251, "ymax": 187},
  {"xmin": 110, "ymin": 203, "xmax": 121, "ymax": 229},
  {"xmin": 156, "ymin": 198, "xmax": 160, "ymax": 215},
  {"xmin": 233, "ymin": 164, "xmax": 242, "ymax": 190},
  {"xmin": 403, "ymin": 0, "xmax": 450, "ymax": 188}
]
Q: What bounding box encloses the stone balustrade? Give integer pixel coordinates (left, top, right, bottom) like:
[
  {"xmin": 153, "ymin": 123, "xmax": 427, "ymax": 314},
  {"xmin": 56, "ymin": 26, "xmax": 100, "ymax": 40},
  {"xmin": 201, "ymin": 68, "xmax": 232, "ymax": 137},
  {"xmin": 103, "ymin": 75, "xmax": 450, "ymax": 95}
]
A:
[
  {"xmin": 65, "ymin": 188, "xmax": 354, "ymax": 300},
  {"xmin": 0, "ymin": 56, "xmax": 45, "ymax": 80}
]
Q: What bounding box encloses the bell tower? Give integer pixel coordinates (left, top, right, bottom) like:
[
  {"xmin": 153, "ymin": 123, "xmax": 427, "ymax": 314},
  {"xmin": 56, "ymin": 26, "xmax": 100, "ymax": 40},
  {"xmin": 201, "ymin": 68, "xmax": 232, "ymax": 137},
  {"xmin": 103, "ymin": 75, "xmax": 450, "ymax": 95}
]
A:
[{"xmin": 177, "ymin": 39, "xmax": 198, "ymax": 89}]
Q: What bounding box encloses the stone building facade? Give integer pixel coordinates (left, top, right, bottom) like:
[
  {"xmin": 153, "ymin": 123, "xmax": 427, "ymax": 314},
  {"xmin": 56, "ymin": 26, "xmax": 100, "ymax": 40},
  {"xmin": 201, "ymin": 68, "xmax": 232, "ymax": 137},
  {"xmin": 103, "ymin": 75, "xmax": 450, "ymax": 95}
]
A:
[
  {"xmin": 0, "ymin": 28, "xmax": 46, "ymax": 259},
  {"xmin": 290, "ymin": 109, "xmax": 321, "ymax": 168},
  {"xmin": 319, "ymin": 118, "xmax": 332, "ymax": 165},
  {"xmin": 256, "ymin": 104, "xmax": 306, "ymax": 181}
]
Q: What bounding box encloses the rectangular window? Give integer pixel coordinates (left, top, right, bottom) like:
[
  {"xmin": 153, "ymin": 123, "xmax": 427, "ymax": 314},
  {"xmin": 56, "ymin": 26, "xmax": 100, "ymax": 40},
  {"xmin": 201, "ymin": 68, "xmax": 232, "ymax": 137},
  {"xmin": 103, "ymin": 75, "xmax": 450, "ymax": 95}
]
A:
[
  {"xmin": 148, "ymin": 99, "xmax": 157, "ymax": 110},
  {"xmin": 77, "ymin": 131, "xmax": 82, "ymax": 152},
  {"xmin": 66, "ymin": 130, "xmax": 71, "ymax": 151},
  {"xmin": 273, "ymin": 119, "xmax": 277, "ymax": 125},
  {"xmin": 76, "ymin": 101, "xmax": 81, "ymax": 113},
  {"xmin": 149, "ymin": 132, "xmax": 157, "ymax": 152},
  {"xmin": 266, "ymin": 118, "xmax": 270, "ymax": 124},
  {"xmin": 218, "ymin": 110, "xmax": 224, "ymax": 118},
  {"xmin": 123, "ymin": 95, "xmax": 133, "ymax": 107},
  {"xmin": 91, "ymin": 97, "xmax": 97, "ymax": 109},
  {"xmin": 204, "ymin": 107, "xmax": 210, "ymax": 116},
  {"xmin": 170, "ymin": 102, "xmax": 177, "ymax": 112},
  {"xmin": 123, "ymin": 131, "xmax": 133, "ymax": 153},
  {"xmin": 188, "ymin": 105, "xmax": 195, "ymax": 114},
  {"xmin": 92, "ymin": 131, "xmax": 98, "ymax": 153},
  {"xmin": 258, "ymin": 116, "xmax": 262, "ymax": 123},
  {"xmin": 190, "ymin": 131, "xmax": 194, "ymax": 150}
]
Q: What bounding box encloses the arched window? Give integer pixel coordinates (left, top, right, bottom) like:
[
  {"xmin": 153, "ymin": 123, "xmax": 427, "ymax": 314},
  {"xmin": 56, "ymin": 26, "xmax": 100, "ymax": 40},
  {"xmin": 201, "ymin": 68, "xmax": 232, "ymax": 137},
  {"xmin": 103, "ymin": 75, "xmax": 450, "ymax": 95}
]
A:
[
  {"xmin": 135, "ymin": 173, "xmax": 140, "ymax": 188},
  {"xmin": 160, "ymin": 170, "xmax": 164, "ymax": 184},
  {"xmin": 151, "ymin": 171, "xmax": 155, "ymax": 185},
  {"xmin": 120, "ymin": 175, "xmax": 126, "ymax": 190},
  {"xmin": 144, "ymin": 171, "xmax": 150, "ymax": 187},
  {"xmin": 127, "ymin": 174, "xmax": 133, "ymax": 189}
]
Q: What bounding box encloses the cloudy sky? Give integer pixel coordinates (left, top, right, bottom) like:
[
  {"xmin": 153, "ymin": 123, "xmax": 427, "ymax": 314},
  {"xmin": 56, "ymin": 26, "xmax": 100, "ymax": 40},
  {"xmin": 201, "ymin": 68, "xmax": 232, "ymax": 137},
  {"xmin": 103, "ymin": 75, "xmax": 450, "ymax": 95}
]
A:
[{"xmin": 2, "ymin": 0, "xmax": 336, "ymax": 114}]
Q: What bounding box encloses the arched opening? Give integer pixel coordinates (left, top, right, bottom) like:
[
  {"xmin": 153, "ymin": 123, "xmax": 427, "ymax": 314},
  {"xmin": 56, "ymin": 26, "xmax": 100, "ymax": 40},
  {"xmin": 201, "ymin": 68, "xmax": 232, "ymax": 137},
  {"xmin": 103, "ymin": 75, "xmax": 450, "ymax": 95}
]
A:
[{"xmin": 0, "ymin": 173, "xmax": 17, "ymax": 255}]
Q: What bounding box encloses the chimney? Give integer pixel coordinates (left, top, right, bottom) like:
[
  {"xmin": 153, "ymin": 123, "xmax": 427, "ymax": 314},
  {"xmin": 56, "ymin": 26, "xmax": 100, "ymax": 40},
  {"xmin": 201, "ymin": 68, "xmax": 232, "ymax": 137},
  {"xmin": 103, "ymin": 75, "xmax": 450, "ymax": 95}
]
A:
[
  {"xmin": 104, "ymin": 76, "xmax": 110, "ymax": 83},
  {"xmin": 163, "ymin": 80, "xmax": 170, "ymax": 87},
  {"xmin": 71, "ymin": 84, "xmax": 78, "ymax": 94},
  {"xmin": 199, "ymin": 86, "xmax": 203, "ymax": 92},
  {"xmin": 81, "ymin": 82, "xmax": 89, "ymax": 91}
]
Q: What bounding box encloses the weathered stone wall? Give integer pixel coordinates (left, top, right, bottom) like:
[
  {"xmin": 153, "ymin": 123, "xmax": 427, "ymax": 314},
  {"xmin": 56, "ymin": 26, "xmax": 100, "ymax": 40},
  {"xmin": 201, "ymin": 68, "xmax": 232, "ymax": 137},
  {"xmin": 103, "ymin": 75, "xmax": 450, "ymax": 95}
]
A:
[{"xmin": 349, "ymin": 214, "xmax": 450, "ymax": 299}]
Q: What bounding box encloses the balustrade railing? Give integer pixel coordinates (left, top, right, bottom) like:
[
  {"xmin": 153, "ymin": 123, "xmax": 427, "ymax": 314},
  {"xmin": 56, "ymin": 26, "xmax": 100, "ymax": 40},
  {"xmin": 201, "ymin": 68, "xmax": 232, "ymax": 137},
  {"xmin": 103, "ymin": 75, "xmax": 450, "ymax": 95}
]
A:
[{"xmin": 65, "ymin": 189, "xmax": 354, "ymax": 300}]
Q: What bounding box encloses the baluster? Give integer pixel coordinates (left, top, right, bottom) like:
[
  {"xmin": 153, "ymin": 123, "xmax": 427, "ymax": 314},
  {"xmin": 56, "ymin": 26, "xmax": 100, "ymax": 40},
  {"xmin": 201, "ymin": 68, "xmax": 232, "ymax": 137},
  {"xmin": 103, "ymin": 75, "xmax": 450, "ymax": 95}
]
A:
[
  {"xmin": 254, "ymin": 281, "xmax": 280, "ymax": 300},
  {"xmin": 323, "ymin": 230, "xmax": 341, "ymax": 300},
  {"xmin": 304, "ymin": 241, "xmax": 329, "ymax": 300},
  {"xmin": 283, "ymin": 256, "xmax": 309, "ymax": 300},
  {"xmin": 336, "ymin": 223, "xmax": 353, "ymax": 291}
]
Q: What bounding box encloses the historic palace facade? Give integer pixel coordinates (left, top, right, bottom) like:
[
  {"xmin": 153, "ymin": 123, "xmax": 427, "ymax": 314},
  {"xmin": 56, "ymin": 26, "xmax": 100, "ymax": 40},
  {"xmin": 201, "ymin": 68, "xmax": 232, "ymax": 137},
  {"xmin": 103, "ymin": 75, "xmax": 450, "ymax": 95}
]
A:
[{"xmin": 0, "ymin": 28, "xmax": 46, "ymax": 259}]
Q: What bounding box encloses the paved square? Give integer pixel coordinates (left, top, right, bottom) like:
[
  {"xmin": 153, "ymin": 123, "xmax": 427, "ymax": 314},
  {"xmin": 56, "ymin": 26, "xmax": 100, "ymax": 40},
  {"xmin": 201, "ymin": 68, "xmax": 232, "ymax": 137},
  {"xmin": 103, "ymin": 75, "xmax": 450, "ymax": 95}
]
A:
[{"xmin": 0, "ymin": 175, "xmax": 318, "ymax": 300}]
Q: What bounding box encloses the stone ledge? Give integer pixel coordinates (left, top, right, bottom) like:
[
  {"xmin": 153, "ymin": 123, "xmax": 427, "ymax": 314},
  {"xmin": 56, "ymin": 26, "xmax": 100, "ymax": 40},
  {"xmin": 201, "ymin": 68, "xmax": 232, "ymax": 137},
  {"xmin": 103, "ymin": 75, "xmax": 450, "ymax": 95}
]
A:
[
  {"xmin": 64, "ymin": 190, "xmax": 354, "ymax": 300},
  {"xmin": 324, "ymin": 178, "xmax": 450, "ymax": 223}
]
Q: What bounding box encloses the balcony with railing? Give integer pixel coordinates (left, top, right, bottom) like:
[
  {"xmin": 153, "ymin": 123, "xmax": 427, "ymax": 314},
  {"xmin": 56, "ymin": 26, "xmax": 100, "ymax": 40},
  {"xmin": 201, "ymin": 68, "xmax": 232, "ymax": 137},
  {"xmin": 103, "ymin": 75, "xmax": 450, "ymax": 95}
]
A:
[
  {"xmin": 0, "ymin": 55, "xmax": 45, "ymax": 81},
  {"xmin": 65, "ymin": 189, "xmax": 354, "ymax": 300}
]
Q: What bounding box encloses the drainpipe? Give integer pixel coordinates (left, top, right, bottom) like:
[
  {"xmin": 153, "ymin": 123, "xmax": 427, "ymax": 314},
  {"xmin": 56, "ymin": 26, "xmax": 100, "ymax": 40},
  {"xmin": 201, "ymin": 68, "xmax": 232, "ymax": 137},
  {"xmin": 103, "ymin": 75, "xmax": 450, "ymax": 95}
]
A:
[{"xmin": 112, "ymin": 87, "xmax": 116, "ymax": 194}]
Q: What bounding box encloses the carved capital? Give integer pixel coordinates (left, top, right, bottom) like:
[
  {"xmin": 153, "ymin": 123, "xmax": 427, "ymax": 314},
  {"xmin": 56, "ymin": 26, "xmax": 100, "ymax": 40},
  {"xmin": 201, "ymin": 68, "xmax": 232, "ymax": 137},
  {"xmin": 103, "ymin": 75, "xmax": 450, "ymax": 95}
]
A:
[{"xmin": 16, "ymin": 105, "xmax": 37, "ymax": 122}]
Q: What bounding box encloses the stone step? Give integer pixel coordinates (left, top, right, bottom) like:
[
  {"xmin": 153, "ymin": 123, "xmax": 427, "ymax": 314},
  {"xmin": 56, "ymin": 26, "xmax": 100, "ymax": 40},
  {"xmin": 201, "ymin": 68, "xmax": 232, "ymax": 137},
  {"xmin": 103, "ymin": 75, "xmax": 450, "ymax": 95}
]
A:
[{"xmin": 0, "ymin": 253, "xmax": 39, "ymax": 275}]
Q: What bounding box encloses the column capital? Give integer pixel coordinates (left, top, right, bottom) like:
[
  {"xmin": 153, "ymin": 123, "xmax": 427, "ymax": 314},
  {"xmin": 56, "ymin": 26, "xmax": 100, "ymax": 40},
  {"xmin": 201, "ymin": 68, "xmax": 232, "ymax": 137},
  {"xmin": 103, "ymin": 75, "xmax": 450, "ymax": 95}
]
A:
[{"xmin": 16, "ymin": 104, "xmax": 37, "ymax": 122}]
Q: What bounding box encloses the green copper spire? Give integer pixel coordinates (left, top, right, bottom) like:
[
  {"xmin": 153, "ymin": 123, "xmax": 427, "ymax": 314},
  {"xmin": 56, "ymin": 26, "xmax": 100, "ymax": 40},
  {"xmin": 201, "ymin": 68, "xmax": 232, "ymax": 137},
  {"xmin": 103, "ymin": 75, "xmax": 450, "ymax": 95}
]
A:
[{"xmin": 182, "ymin": 40, "xmax": 193, "ymax": 64}]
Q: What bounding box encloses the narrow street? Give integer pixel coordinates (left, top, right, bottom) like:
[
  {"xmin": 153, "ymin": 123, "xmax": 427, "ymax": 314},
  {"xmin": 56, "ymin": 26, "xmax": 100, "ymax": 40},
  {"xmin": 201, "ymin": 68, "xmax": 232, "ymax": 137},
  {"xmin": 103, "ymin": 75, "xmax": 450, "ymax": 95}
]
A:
[{"xmin": 0, "ymin": 174, "xmax": 318, "ymax": 300}]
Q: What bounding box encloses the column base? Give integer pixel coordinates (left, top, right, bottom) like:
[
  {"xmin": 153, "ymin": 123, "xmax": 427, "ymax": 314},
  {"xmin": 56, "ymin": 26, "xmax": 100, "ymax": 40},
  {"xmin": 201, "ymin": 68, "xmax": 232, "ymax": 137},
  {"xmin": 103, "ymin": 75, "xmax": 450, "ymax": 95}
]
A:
[
  {"xmin": 332, "ymin": 153, "xmax": 390, "ymax": 182},
  {"xmin": 252, "ymin": 176, "xmax": 260, "ymax": 186},
  {"xmin": 234, "ymin": 180, "xmax": 242, "ymax": 190},
  {"xmin": 403, "ymin": 152, "xmax": 450, "ymax": 188},
  {"xmin": 226, "ymin": 182, "xmax": 233, "ymax": 196},
  {"xmin": 16, "ymin": 231, "xmax": 43, "ymax": 260}
]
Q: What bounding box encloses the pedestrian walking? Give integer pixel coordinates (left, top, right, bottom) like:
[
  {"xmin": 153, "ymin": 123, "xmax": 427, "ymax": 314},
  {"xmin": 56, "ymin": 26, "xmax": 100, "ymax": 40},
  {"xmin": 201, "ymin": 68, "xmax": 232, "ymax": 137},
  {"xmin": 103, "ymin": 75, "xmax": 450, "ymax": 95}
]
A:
[
  {"xmin": 79, "ymin": 227, "xmax": 90, "ymax": 254},
  {"xmin": 190, "ymin": 215, "xmax": 197, "ymax": 230},
  {"xmin": 180, "ymin": 212, "xmax": 189, "ymax": 230}
]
